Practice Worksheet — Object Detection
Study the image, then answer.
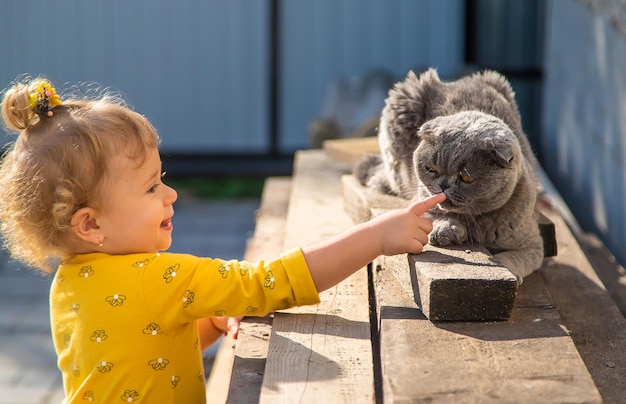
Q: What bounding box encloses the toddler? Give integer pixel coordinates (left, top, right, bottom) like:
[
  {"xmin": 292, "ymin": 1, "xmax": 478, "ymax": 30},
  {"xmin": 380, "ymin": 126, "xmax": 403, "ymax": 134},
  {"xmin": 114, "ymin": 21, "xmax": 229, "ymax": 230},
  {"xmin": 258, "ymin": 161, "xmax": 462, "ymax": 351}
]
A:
[{"xmin": 0, "ymin": 77, "xmax": 445, "ymax": 403}]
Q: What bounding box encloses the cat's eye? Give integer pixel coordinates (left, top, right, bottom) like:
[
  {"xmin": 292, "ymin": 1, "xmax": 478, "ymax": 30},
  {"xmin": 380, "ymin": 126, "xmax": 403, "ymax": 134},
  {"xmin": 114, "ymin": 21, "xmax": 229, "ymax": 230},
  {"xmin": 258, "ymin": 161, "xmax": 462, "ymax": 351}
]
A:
[
  {"xmin": 460, "ymin": 174, "xmax": 475, "ymax": 184},
  {"xmin": 459, "ymin": 169, "xmax": 475, "ymax": 184},
  {"xmin": 424, "ymin": 166, "xmax": 439, "ymax": 175}
]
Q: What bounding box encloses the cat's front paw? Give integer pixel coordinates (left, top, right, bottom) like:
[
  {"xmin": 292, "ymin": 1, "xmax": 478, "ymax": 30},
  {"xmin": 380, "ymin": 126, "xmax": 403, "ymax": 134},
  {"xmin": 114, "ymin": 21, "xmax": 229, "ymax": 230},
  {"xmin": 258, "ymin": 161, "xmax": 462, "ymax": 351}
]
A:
[{"xmin": 429, "ymin": 219, "xmax": 467, "ymax": 246}]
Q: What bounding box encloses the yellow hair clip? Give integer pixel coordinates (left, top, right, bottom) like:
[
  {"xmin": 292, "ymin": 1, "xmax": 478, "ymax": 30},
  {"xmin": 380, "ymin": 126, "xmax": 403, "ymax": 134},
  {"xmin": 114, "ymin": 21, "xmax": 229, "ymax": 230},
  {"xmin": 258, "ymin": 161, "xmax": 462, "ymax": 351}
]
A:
[{"xmin": 29, "ymin": 80, "xmax": 62, "ymax": 117}]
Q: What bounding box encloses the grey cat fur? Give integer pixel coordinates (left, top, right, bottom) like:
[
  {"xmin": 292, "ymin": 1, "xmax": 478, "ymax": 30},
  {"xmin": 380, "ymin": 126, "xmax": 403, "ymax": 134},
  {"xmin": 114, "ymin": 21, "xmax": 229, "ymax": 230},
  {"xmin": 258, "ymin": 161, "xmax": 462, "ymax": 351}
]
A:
[{"xmin": 355, "ymin": 68, "xmax": 543, "ymax": 283}]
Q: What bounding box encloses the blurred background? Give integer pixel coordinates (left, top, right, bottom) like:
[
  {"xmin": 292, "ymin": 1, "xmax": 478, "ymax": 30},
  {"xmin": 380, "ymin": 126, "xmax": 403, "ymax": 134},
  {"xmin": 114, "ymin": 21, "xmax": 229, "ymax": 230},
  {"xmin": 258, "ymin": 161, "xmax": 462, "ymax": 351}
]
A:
[{"xmin": 0, "ymin": 0, "xmax": 625, "ymax": 305}]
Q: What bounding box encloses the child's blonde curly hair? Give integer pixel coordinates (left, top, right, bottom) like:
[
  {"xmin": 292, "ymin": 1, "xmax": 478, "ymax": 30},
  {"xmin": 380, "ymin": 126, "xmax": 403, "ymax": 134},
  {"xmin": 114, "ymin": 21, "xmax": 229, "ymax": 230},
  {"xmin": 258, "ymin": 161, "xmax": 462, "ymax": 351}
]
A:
[{"xmin": 0, "ymin": 77, "xmax": 160, "ymax": 272}]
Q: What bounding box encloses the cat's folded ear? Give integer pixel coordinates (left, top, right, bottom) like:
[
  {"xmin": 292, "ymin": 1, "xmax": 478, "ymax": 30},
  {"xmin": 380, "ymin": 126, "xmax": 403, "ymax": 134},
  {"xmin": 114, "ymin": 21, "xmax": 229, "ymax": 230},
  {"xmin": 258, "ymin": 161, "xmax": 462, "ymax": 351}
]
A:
[
  {"xmin": 417, "ymin": 116, "xmax": 444, "ymax": 141},
  {"xmin": 416, "ymin": 127, "xmax": 435, "ymax": 141},
  {"xmin": 482, "ymin": 137, "xmax": 517, "ymax": 167}
]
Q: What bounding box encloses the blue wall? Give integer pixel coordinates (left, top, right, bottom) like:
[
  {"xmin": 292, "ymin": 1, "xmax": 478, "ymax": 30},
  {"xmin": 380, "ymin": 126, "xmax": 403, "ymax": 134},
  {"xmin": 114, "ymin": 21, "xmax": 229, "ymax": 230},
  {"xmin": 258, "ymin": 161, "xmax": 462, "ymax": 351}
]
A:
[
  {"xmin": 542, "ymin": 0, "xmax": 626, "ymax": 267},
  {"xmin": 0, "ymin": 0, "xmax": 270, "ymax": 153},
  {"xmin": 0, "ymin": 0, "xmax": 465, "ymax": 155}
]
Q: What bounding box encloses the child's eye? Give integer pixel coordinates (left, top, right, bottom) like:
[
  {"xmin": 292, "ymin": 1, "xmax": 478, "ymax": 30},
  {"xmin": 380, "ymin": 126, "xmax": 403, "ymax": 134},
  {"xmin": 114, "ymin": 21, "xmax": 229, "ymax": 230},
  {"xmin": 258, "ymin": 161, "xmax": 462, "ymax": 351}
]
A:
[{"xmin": 148, "ymin": 184, "xmax": 160, "ymax": 193}]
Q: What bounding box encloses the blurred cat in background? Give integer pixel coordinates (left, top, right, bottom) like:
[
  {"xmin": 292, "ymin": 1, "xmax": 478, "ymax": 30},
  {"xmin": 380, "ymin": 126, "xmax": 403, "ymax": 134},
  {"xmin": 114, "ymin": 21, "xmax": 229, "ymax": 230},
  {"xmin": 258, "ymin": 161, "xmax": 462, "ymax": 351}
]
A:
[{"xmin": 355, "ymin": 68, "xmax": 544, "ymax": 283}]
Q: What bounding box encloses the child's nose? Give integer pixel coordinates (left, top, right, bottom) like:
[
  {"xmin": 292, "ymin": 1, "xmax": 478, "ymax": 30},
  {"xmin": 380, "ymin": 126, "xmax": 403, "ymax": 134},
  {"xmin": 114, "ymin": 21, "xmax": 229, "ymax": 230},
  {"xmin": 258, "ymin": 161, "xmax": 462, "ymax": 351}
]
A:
[{"xmin": 165, "ymin": 185, "xmax": 178, "ymax": 205}]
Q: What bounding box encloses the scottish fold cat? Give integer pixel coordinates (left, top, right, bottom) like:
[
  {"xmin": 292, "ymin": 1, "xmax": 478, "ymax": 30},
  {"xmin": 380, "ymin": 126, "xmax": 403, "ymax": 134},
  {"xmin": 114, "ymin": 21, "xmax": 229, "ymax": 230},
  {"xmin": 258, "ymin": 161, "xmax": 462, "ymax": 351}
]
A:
[{"xmin": 355, "ymin": 68, "xmax": 544, "ymax": 283}]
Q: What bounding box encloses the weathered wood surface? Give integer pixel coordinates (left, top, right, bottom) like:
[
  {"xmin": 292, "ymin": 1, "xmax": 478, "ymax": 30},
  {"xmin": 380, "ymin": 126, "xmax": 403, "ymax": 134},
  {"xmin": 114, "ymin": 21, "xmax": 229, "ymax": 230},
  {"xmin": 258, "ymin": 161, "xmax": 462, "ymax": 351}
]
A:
[
  {"xmin": 373, "ymin": 254, "xmax": 602, "ymax": 403},
  {"xmin": 259, "ymin": 150, "xmax": 375, "ymax": 403},
  {"xmin": 373, "ymin": 210, "xmax": 602, "ymax": 401},
  {"xmin": 539, "ymin": 202, "xmax": 626, "ymax": 403},
  {"xmin": 323, "ymin": 137, "xmax": 381, "ymax": 165},
  {"xmin": 206, "ymin": 177, "xmax": 291, "ymax": 403},
  {"xmin": 210, "ymin": 142, "xmax": 624, "ymax": 402}
]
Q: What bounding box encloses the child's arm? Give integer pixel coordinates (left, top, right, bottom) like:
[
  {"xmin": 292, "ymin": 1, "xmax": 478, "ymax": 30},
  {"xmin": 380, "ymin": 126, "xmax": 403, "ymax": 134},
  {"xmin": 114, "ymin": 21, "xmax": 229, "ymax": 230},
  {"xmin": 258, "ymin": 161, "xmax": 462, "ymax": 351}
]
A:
[{"xmin": 302, "ymin": 193, "xmax": 445, "ymax": 292}]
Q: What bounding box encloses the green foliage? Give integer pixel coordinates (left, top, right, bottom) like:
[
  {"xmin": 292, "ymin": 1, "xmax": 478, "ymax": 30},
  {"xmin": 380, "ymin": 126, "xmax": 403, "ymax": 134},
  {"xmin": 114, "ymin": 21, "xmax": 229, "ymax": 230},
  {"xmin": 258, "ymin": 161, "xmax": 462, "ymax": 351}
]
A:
[{"xmin": 165, "ymin": 176, "xmax": 265, "ymax": 200}]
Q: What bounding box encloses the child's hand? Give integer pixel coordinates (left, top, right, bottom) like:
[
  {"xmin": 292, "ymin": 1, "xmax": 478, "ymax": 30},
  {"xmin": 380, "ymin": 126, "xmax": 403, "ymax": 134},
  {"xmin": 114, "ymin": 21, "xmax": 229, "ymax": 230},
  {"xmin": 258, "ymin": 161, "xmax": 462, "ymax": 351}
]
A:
[
  {"xmin": 371, "ymin": 193, "xmax": 446, "ymax": 256},
  {"xmin": 198, "ymin": 316, "xmax": 244, "ymax": 351},
  {"xmin": 210, "ymin": 316, "xmax": 244, "ymax": 340}
]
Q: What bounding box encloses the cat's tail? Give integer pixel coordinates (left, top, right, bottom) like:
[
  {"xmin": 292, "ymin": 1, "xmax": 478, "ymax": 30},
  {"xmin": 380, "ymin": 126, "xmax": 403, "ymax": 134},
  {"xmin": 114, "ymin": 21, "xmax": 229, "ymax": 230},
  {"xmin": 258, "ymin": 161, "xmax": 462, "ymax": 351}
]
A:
[
  {"xmin": 354, "ymin": 154, "xmax": 383, "ymax": 186},
  {"xmin": 383, "ymin": 68, "xmax": 440, "ymax": 138},
  {"xmin": 473, "ymin": 70, "xmax": 517, "ymax": 109}
]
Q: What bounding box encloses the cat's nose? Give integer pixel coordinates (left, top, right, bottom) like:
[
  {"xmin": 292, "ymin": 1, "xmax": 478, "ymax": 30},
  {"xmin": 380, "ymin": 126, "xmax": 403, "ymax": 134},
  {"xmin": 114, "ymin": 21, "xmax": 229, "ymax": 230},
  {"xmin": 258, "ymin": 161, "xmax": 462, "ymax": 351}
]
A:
[{"xmin": 437, "ymin": 177, "xmax": 450, "ymax": 191}]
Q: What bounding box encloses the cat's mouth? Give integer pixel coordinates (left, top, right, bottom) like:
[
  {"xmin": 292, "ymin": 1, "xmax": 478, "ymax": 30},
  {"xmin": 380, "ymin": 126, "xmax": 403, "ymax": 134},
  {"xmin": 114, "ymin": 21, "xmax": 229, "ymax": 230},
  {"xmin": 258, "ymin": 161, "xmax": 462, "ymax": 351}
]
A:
[
  {"xmin": 439, "ymin": 199, "xmax": 457, "ymax": 210},
  {"xmin": 437, "ymin": 195, "xmax": 465, "ymax": 212}
]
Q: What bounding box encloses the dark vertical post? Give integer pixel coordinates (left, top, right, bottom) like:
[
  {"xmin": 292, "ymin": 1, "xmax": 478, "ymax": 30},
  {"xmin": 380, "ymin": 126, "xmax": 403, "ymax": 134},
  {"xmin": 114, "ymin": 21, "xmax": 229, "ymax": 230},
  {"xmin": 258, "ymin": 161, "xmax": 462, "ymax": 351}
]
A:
[
  {"xmin": 464, "ymin": 0, "xmax": 477, "ymax": 65},
  {"xmin": 269, "ymin": 0, "xmax": 281, "ymax": 158}
]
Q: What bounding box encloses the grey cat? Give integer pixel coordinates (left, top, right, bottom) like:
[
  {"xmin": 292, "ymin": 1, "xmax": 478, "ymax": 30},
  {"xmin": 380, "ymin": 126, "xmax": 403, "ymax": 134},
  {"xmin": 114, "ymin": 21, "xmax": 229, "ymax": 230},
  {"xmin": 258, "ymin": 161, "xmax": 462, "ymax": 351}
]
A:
[{"xmin": 355, "ymin": 68, "xmax": 544, "ymax": 283}]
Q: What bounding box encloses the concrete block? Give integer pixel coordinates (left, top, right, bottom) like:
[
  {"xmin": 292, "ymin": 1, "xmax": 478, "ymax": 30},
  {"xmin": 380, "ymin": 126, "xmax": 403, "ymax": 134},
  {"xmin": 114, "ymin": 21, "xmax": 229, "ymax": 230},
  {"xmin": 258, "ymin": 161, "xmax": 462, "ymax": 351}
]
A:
[{"xmin": 409, "ymin": 245, "xmax": 518, "ymax": 321}]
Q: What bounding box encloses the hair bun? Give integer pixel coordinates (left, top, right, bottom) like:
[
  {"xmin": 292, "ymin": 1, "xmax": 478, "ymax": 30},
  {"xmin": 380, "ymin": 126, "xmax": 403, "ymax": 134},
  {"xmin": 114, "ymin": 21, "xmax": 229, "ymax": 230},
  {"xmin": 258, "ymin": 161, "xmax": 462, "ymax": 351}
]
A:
[{"xmin": 1, "ymin": 78, "xmax": 63, "ymax": 132}]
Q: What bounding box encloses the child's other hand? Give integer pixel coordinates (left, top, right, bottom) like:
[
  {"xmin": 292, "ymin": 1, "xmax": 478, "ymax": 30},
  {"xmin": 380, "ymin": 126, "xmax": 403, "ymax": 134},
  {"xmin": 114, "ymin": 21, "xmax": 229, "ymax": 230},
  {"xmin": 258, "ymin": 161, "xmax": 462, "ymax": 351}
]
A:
[
  {"xmin": 211, "ymin": 316, "xmax": 244, "ymax": 340},
  {"xmin": 373, "ymin": 193, "xmax": 446, "ymax": 256},
  {"xmin": 226, "ymin": 316, "xmax": 243, "ymax": 340}
]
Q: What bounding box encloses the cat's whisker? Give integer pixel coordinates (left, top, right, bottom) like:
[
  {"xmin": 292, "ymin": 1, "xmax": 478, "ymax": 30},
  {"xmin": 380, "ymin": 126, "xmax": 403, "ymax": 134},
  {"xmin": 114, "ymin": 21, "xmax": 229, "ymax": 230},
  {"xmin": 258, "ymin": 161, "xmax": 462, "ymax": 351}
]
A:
[{"xmin": 461, "ymin": 205, "xmax": 480, "ymax": 245}]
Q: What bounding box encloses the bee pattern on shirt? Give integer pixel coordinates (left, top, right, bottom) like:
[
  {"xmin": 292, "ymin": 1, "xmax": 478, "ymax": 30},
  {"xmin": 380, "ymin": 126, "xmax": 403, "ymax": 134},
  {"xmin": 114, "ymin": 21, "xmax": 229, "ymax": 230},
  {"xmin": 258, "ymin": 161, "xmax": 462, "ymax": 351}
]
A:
[
  {"xmin": 218, "ymin": 262, "xmax": 231, "ymax": 279},
  {"xmin": 239, "ymin": 263, "xmax": 250, "ymax": 276},
  {"xmin": 246, "ymin": 306, "xmax": 259, "ymax": 314},
  {"xmin": 89, "ymin": 330, "xmax": 108, "ymax": 343},
  {"xmin": 96, "ymin": 361, "xmax": 113, "ymax": 373},
  {"xmin": 215, "ymin": 310, "xmax": 226, "ymax": 317},
  {"xmin": 120, "ymin": 390, "xmax": 141, "ymax": 402},
  {"xmin": 148, "ymin": 357, "xmax": 170, "ymax": 371},
  {"xmin": 78, "ymin": 266, "xmax": 94, "ymax": 278},
  {"xmin": 82, "ymin": 391, "xmax": 94, "ymax": 402},
  {"xmin": 105, "ymin": 294, "xmax": 126, "ymax": 307},
  {"xmin": 264, "ymin": 271, "xmax": 275, "ymax": 290},
  {"xmin": 142, "ymin": 322, "xmax": 163, "ymax": 336},
  {"xmin": 132, "ymin": 258, "xmax": 150, "ymax": 268},
  {"xmin": 70, "ymin": 303, "xmax": 80, "ymax": 313},
  {"xmin": 163, "ymin": 264, "xmax": 180, "ymax": 283},
  {"xmin": 182, "ymin": 290, "xmax": 195, "ymax": 308},
  {"xmin": 171, "ymin": 375, "xmax": 180, "ymax": 389}
]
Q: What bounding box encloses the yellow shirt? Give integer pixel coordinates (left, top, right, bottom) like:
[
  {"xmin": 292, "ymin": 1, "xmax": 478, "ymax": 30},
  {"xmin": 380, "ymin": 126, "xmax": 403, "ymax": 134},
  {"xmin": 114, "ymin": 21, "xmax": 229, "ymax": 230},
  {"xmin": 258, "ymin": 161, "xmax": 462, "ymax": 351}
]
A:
[{"xmin": 50, "ymin": 248, "xmax": 319, "ymax": 403}]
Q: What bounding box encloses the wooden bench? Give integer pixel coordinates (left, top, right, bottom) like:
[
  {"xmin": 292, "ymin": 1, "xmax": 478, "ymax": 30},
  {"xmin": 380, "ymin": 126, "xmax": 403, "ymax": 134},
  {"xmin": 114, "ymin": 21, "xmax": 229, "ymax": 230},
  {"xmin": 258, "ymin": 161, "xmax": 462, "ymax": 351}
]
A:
[{"xmin": 207, "ymin": 145, "xmax": 626, "ymax": 403}]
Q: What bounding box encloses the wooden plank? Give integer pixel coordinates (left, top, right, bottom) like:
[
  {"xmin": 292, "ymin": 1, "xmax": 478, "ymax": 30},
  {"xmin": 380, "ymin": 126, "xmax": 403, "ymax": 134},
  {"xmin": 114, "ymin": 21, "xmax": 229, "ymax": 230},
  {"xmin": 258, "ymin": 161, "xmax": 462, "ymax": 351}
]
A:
[
  {"xmin": 576, "ymin": 232, "xmax": 626, "ymax": 315},
  {"xmin": 539, "ymin": 203, "xmax": 626, "ymax": 403},
  {"xmin": 206, "ymin": 177, "xmax": 291, "ymax": 403},
  {"xmin": 259, "ymin": 150, "xmax": 375, "ymax": 403},
  {"xmin": 323, "ymin": 136, "xmax": 380, "ymax": 165},
  {"xmin": 373, "ymin": 254, "xmax": 603, "ymax": 403},
  {"xmin": 341, "ymin": 175, "xmax": 406, "ymax": 223}
]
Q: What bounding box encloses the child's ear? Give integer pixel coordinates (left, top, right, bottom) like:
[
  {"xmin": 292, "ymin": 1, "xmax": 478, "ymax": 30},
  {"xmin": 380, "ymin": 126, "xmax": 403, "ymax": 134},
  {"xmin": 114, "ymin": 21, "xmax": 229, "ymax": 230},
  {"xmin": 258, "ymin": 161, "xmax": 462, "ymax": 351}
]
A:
[{"xmin": 70, "ymin": 207, "xmax": 101, "ymax": 244}]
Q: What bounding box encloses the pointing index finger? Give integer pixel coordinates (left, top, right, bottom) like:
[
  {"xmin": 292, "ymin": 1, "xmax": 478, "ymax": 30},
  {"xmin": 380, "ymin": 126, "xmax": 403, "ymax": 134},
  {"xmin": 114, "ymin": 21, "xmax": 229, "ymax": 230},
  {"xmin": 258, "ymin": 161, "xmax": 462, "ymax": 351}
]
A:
[{"xmin": 409, "ymin": 193, "xmax": 446, "ymax": 216}]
